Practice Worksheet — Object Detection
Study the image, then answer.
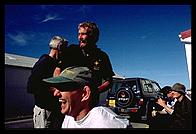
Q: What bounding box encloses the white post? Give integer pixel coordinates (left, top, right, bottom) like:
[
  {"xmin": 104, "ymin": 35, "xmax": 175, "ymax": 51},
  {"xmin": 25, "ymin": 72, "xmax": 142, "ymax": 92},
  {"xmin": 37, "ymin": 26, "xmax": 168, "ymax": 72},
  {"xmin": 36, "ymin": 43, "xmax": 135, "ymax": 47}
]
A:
[
  {"xmin": 178, "ymin": 30, "xmax": 191, "ymax": 89},
  {"xmin": 184, "ymin": 43, "xmax": 192, "ymax": 89}
]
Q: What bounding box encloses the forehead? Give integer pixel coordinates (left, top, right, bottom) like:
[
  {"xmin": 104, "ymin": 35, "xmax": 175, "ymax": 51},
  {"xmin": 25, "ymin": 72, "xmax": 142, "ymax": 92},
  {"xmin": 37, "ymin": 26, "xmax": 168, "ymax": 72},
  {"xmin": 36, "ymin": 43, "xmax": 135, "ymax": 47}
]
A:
[
  {"xmin": 60, "ymin": 88, "xmax": 82, "ymax": 95},
  {"xmin": 78, "ymin": 26, "xmax": 91, "ymax": 33}
]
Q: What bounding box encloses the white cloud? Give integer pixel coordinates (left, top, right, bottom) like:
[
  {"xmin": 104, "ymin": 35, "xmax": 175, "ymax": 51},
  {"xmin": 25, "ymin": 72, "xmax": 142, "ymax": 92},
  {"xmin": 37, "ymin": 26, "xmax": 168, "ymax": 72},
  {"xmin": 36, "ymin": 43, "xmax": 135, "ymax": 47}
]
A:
[
  {"xmin": 40, "ymin": 14, "xmax": 63, "ymax": 23},
  {"xmin": 6, "ymin": 31, "xmax": 51, "ymax": 47},
  {"xmin": 7, "ymin": 32, "xmax": 28, "ymax": 46}
]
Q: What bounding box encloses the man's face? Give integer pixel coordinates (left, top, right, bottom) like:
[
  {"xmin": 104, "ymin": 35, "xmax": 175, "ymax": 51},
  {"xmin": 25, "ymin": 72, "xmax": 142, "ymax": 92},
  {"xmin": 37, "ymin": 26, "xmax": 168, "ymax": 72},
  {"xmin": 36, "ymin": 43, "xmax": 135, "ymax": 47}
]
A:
[
  {"xmin": 58, "ymin": 88, "xmax": 83, "ymax": 117},
  {"xmin": 167, "ymin": 91, "xmax": 175, "ymax": 101},
  {"xmin": 78, "ymin": 27, "xmax": 92, "ymax": 48},
  {"xmin": 167, "ymin": 91, "xmax": 181, "ymax": 99},
  {"xmin": 167, "ymin": 91, "xmax": 173, "ymax": 98}
]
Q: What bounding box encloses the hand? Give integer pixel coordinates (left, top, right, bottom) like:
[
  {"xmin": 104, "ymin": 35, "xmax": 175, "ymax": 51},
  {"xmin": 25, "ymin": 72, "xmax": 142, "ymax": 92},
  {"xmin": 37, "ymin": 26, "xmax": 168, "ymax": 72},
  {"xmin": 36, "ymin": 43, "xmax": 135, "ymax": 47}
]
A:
[
  {"xmin": 49, "ymin": 48, "xmax": 59, "ymax": 60},
  {"xmin": 156, "ymin": 98, "xmax": 166, "ymax": 107},
  {"xmin": 152, "ymin": 110, "xmax": 157, "ymax": 117}
]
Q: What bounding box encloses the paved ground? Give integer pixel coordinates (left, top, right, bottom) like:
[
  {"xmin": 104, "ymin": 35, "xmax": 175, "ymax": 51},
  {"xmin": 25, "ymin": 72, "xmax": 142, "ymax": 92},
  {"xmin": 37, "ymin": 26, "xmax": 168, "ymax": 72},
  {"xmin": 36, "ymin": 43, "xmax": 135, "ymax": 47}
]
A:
[
  {"xmin": 131, "ymin": 122, "xmax": 149, "ymax": 128},
  {"xmin": 5, "ymin": 118, "xmax": 33, "ymax": 129}
]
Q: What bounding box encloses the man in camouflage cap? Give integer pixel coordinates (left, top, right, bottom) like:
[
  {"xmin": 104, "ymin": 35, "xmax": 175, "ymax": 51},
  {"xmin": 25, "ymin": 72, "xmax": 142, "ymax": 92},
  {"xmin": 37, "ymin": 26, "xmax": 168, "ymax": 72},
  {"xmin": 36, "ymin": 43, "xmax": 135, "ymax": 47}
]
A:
[{"xmin": 43, "ymin": 66, "xmax": 130, "ymax": 128}]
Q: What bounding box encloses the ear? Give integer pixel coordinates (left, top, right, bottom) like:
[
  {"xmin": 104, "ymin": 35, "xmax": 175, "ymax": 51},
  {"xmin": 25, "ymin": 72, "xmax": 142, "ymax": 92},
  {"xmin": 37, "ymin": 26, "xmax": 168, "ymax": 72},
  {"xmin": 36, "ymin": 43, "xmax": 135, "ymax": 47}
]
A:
[{"xmin": 81, "ymin": 86, "xmax": 91, "ymax": 102}]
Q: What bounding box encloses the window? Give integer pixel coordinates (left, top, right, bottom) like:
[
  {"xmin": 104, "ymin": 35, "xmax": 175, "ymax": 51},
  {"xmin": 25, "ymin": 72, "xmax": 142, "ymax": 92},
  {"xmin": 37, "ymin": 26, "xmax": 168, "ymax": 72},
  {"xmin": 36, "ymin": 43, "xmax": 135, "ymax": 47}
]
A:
[{"xmin": 141, "ymin": 80, "xmax": 153, "ymax": 93}]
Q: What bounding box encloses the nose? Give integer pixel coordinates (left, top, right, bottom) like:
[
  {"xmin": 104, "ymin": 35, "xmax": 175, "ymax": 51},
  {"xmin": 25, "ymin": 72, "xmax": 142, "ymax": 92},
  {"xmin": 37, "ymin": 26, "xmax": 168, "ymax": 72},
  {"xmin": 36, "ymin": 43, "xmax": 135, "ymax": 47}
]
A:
[
  {"xmin": 54, "ymin": 89, "xmax": 61, "ymax": 97},
  {"xmin": 78, "ymin": 34, "xmax": 82, "ymax": 40}
]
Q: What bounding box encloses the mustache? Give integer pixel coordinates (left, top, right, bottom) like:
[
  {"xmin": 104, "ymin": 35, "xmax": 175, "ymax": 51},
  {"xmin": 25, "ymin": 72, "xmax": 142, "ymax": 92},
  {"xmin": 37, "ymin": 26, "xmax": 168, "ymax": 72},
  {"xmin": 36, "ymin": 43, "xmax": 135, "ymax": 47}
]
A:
[{"xmin": 79, "ymin": 39, "xmax": 87, "ymax": 43}]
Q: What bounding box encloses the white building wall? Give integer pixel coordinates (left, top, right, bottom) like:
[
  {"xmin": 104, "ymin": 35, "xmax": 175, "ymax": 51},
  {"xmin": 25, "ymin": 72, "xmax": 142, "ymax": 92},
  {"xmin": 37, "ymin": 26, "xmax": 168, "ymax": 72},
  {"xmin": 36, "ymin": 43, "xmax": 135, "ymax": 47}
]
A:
[{"xmin": 184, "ymin": 43, "xmax": 192, "ymax": 89}]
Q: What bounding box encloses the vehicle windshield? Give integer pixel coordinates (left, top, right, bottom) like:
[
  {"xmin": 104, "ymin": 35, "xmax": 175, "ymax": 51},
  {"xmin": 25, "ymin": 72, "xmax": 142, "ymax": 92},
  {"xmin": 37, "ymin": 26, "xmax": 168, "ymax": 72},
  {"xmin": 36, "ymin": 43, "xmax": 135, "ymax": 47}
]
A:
[{"xmin": 110, "ymin": 80, "xmax": 137, "ymax": 94}]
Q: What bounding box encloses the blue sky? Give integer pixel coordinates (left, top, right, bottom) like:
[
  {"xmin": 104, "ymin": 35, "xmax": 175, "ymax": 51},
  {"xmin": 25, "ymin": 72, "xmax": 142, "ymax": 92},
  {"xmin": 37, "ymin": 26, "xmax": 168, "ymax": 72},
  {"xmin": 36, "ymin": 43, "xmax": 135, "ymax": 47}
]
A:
[{"xmin": 5, "ymin": 5, "xmax": 191, "ymax": 89}]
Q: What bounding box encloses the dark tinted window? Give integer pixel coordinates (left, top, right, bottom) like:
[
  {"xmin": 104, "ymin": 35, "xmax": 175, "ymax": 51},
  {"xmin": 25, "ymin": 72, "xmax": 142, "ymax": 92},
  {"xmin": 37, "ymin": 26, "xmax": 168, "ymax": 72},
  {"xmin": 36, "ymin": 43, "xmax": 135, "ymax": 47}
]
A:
[{"xmin": 111, "ymin": 80, "xmax": 137, "ymax": 93}]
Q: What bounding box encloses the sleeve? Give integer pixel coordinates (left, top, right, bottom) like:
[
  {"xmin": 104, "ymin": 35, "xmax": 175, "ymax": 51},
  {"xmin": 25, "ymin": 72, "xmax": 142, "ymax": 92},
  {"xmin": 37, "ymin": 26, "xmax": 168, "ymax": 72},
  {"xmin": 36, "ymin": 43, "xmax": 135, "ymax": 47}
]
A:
[
  {"xmin": 99, "ymin": 52, "xmax": 115, "ymax": 91},
  {"xmin": 27, "ymin": 54, "xmax": 57, "ymax": 94}
]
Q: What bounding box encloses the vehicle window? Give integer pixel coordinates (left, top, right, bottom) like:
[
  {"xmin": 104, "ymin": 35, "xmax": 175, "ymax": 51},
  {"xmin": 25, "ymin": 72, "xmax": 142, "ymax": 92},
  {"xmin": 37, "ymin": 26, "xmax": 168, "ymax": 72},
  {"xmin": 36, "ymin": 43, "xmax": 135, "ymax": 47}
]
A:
[
  {"xmin": 151, "ymin": 82, "xmax": 161, "ymax": 92},
  {"xmin": 141, "ymin": 79, "xmax": 153, "ymax": 93},
  {"xmin": 111, "ymin": 82, "xmax": 122, "ymax": 94},
  {"xmin": 141, "ymin": 80, "xmax": 147, "ymax": 92},
  {"xmin": 126, "ymin": 80, "xmax": 139, "ymax": 93}
]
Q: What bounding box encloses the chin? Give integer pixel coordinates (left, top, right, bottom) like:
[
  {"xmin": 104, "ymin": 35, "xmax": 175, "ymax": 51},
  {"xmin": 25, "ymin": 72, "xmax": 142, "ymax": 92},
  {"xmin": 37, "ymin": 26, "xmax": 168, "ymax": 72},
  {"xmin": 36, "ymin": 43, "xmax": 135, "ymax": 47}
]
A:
[
  {"xmin": 80, "ymin": 43, "xmax": 86, "ymax": 48},
  {"xmin": 61, "ymin": 109, "xmax": 67, "ymax": 114}
]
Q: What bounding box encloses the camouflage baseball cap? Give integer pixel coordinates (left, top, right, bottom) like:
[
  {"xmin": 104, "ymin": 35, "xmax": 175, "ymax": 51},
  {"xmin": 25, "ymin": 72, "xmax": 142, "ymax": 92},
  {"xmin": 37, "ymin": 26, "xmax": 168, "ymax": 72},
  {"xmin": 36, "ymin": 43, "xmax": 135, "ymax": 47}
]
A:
[{"xmin": 43, "ymin": 66, "xmax": 92, "ymax": 91}]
